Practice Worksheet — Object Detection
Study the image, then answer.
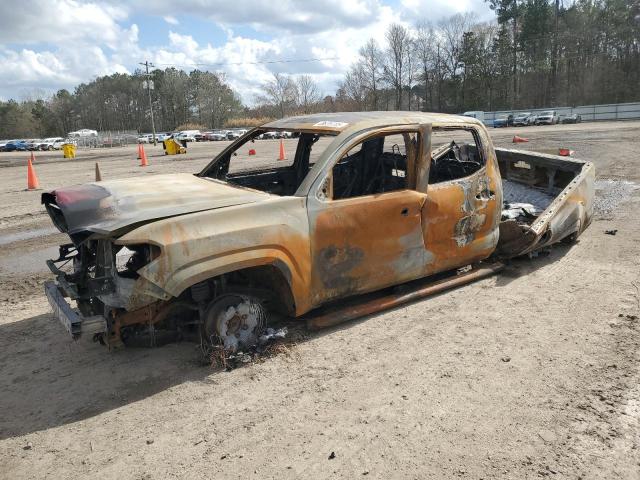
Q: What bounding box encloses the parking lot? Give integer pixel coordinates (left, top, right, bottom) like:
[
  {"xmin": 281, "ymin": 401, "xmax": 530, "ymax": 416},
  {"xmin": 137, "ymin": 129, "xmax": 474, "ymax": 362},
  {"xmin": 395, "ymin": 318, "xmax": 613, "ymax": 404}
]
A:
[{"xmin": 0, "ymin": 120, "xmax": 639, "ymax": 479}]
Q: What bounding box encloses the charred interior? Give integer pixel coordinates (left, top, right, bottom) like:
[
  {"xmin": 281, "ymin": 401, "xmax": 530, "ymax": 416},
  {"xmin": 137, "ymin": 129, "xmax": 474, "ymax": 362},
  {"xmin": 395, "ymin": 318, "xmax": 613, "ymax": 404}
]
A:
[{"xmin": 200, "ymin": 129, "xmax": 335, "ymax": 196}]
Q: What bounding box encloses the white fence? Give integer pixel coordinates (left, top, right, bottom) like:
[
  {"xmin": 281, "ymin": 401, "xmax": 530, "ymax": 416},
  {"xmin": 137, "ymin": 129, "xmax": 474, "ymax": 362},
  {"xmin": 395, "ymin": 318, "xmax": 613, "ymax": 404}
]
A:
[
  {"xmin": 483, "ymin": 101, "xmax": 640, "ymax": 124},
  {"xmin": 72, "ymin": 130, "xmax": 139, "ymax": 148}
]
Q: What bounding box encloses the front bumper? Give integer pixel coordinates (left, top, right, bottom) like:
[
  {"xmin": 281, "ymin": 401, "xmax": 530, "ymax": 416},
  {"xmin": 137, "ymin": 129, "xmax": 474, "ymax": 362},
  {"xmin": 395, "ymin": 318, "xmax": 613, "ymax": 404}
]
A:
[{"xmin": 44, "ymin": 281, "xmax": 107, "ymax": 338}]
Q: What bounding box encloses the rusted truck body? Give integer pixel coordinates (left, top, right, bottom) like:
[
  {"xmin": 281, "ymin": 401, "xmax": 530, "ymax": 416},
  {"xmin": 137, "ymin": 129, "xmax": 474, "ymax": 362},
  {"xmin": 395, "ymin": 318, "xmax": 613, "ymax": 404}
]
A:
[{"xmin": 42, "ymin": 112, "xmax": 594, "ymax": 349}]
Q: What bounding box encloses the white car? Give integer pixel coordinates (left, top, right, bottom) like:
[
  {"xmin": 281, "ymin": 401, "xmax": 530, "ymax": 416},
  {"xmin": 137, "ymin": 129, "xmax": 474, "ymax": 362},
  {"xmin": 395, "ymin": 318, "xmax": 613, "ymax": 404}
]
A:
[
  {"xmin": 53, "ymin": 139, "xmax": 69, "ymax": 149},
  {"xmin": 137, "ymin": 135, "xmax": 150, "ymax": 144},
  {"xmin": 535, "ymin": 111, "xmax": 559, "ymax": 125},
  {"xmin": 260, "ymin": 131, "xmax": 279, "ymax": 139},
  {"xmin": 39, "ymin": 137, "xmax": 65, "ymax": 150},
  {"xmin": 513, "ymin": 112, "xmax": 532, "ymax": 126},
  {"xmin": 176, "ymin": 130, "xmax": 200, "ymax": 142}
]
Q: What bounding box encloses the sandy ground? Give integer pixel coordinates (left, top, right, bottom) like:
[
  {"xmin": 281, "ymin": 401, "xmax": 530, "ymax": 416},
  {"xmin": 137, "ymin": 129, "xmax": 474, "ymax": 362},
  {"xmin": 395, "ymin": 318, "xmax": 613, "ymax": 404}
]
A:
[{"xmin": 0, "ymin": 121, "xmax": 639, "ymax": 479}]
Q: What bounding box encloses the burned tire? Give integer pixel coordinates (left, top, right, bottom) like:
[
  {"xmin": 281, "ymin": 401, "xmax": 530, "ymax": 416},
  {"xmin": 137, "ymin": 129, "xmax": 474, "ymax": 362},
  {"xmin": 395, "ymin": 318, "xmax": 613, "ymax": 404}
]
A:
[{"xmin": 203, "ymin": 294, "xmax": 266, "ymax": 351}]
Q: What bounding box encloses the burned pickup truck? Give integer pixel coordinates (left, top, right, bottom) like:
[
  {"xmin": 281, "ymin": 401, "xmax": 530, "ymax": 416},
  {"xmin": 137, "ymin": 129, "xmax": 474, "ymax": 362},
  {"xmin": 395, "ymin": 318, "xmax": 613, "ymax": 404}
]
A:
[{"xmin": 42, "ymin": 112, "xmax": 594, "ymax": 350}]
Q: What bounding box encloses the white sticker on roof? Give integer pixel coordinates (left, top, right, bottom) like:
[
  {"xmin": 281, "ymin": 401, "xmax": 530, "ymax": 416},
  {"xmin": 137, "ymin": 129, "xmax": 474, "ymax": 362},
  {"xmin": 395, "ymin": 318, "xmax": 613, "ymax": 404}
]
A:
[{"xmin": 313, "ymin": 121, "xmax": 348, "ymax": 128}]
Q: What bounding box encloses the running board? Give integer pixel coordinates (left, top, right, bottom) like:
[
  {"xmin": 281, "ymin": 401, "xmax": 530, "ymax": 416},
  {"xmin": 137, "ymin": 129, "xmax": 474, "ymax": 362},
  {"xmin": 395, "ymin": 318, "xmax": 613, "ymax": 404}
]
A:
[{"xmin": 306, "ymin": 262, "xmax": 505, "ymax": 331}]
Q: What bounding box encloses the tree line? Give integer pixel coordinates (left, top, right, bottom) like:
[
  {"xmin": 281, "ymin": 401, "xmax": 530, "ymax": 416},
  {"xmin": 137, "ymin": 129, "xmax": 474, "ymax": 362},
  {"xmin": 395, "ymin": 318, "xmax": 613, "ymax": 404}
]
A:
[
  {"xmin": 0, "ymin": 68, "xmax": 243, "ymax": 139},
  {"xmin": 325, "ymin": 0, "xmax": 640, "ymax": 114},
  {"xmin": 1, "ymin": 0, "xmax": 638, "ymax": 138}
]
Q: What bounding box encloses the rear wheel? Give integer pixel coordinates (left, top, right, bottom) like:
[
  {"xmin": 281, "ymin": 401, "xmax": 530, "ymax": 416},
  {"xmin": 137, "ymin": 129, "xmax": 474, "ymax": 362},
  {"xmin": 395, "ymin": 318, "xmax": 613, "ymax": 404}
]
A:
[{"xmin": 203, "ymin": 294, "xmax": 266, "ymax": 351}]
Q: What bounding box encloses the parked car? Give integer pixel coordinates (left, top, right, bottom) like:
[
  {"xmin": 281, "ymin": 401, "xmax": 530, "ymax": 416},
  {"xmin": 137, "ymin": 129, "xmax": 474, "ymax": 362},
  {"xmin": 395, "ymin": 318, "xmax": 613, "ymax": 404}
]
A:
[
  {"xmin": 205, "ymin": 131, "xmax": 228, "ymax": 141},
  {"xmin": 0, "ymin": 139, "xmax": 16, "ymax": 151},
  {"xmin": 260, "ymin": 131, "xmax": 279, "ymax": 139},
  {"xmin": 493, "ymin": 114, "xmax": 514, "ymax": 128},
  {"xmin": 226, "ymin": 129, "xmax": 247, "ymax": 140},
  {"xmin": 43, "ymin": 111, "xmax": 594, "ymax": 350},
  {"xmin": 194, "ymin": 133, "xmax": 209, "ymax": 142},
  {"xmin": 562, "ymin": 114, "xmax": 582, "ymax": 124},
  {"xmin": 535, "ymin": 111, "xmax": 559, "ymax": 125},
  {"xmin": 39, "ymin": 137, "xmax": 64, "ymax": 150},
  {"xmin": 137, "ymin": 135, "xmax": 151, "ymax": 144},
  {"xmin": 512, "ymin": 112, "xmax": 532, "ymax": 126},
  {"xmin": 4, "ymin": 140, "xmax": 29, "ymax": 152},
  {"xmin": 176, "ymin": 130, "xmax": 199, "ymax": 142},
  {"xmin": 22, "ymin": 139, "xmax": 40, "ymax": 151}
]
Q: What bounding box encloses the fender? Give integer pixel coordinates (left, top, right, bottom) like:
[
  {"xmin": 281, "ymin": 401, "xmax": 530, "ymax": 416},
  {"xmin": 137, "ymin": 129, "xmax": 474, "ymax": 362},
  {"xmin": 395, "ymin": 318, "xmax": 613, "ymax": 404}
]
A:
[{"xmin": 116, "ymin": 196, "xmax": 313, "ymax": 316}]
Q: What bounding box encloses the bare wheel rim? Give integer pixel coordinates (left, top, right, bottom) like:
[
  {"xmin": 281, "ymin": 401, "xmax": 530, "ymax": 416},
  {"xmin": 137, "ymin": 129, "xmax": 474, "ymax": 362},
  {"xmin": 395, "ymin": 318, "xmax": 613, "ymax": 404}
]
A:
[{"xmin": 204, "ymin": 294, "xmax": 266, "ymax": 352}]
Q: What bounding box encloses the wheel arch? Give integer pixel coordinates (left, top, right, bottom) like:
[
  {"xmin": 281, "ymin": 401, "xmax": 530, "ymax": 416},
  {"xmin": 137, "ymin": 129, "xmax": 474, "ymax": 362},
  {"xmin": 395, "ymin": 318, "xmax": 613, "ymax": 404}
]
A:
[{"xmin": 169, "ymin": 257, "xmax": 302, "ymax": 317}]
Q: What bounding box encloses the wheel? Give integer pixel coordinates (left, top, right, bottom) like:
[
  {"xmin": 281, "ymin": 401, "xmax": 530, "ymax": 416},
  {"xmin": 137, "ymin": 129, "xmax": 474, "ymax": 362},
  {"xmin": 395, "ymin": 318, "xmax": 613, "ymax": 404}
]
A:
[{"xmin": 203, "ymin": 294, "xmax": 266, "ymax": 351}]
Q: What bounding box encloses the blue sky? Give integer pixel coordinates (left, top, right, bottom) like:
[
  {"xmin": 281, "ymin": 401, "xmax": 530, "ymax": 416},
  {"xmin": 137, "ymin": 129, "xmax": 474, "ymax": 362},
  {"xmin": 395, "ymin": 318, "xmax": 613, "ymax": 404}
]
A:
[{"xmin": 0, "ymin": 0, "xmax": 494, "ymax": 103}]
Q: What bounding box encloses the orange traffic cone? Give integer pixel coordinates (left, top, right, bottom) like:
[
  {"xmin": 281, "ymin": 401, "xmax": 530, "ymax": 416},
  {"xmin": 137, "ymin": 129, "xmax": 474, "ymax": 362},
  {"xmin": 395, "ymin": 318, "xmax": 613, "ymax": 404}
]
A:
[
  {"xmin": 140, "ymin": 144, "xmax": 148, "ymax": 167},
  {"xmin": 512, "ymin": 135, "xmax": 529, "ymax": 143},
  {"xmin": 95, "ymin": 162, "xmax": 102, "ymax": 181},
  {"xmin": 278, "ymin": 139, "xmax": 286, "ymax": 161},
  {"xmin": 30, "ymin": 151, "xmax": 36, "ymax": 164},
  {"xmin": 27, "ymin": 157, "xmax": 39, "ymax": 190},
  {"xmin": 137, "ymin": 143, "xmax": 142, "ymax": 160},
  {"xmin": 248, "ymin": 148, "xmax": 256, "ymax": 156}
]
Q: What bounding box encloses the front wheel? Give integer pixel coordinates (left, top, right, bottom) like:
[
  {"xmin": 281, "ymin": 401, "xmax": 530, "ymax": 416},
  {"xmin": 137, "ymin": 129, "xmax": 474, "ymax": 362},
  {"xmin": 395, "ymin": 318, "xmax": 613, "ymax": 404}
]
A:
[{"xmin": 203, "ymin": 294, "xmax": 266, "ymax": 351}]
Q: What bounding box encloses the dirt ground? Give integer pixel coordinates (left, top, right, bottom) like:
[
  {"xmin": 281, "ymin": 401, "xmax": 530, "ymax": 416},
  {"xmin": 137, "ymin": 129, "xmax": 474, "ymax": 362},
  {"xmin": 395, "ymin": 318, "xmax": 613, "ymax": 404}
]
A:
[{"xmin": 0, "ymin": 121, "xmax": 639, "ymax": 479}]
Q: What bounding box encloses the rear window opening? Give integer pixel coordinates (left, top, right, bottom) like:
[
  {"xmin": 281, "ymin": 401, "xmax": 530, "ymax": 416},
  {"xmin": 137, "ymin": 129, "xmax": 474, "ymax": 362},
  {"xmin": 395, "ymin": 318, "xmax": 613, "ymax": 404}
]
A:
[{"xmin": 200, "ymin": 129, "xmax": 335, "ymax": 196}]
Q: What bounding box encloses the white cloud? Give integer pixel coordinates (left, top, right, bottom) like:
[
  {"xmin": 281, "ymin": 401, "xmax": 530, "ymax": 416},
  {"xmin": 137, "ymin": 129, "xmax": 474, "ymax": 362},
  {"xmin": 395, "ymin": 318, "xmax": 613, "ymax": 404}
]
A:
[
  {"xmin": 163, "ymin": 15, "xmax": 179, "ymax": 25},
  {"xmin": 0, "ymin": 0, "xmax": 131, "ymax": 48},
  {"xmin": 127, "ymin": 0, "xmax": 383, "ymax": 34},
  {"xmin": 0, "ymin": 0, "xmax": 495, "ymax": 101},
  {"xmin": 401, "ymin": 0, "xmax": 496, "ymax": 22}
]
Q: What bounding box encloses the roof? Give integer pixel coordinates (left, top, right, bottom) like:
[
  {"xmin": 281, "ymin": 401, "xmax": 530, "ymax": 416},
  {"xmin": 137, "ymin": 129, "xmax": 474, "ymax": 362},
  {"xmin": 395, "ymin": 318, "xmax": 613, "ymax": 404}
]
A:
[{"xmin": 262, "ymin": 111, "xmax": 479, "ymax": 134}]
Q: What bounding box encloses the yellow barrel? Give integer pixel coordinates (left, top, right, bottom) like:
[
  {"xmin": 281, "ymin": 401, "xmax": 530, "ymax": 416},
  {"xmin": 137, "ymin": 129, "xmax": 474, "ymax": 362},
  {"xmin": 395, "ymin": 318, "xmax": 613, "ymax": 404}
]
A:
[
  {"xmin": 163, "ymin": 138, "xmax": 186, "ymax": 155},
  {"xmin": 62, "ymin": 143, "xmax": 76, "ymax": 159}
]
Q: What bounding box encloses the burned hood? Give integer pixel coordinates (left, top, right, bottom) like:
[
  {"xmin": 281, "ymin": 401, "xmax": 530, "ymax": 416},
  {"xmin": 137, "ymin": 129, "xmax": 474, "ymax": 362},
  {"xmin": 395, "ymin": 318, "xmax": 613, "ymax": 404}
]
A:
[{"xmin": 42, "ymin": 173, "xmax": 269, "ymax": 236}]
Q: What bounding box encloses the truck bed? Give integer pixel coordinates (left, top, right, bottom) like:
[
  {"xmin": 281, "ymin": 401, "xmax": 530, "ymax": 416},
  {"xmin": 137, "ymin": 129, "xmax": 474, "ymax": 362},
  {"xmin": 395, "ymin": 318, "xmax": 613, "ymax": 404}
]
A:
[{"xmin": 494, "ymin": 148, "xmax": 595, "ymax": 257}]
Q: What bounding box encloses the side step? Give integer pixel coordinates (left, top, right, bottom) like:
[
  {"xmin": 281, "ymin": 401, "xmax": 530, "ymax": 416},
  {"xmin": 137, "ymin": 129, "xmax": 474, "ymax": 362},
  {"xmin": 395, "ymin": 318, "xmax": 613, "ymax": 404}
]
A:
[{"xmin": 306, "ymin": 262, "xmax": 505, "ymax": 330}]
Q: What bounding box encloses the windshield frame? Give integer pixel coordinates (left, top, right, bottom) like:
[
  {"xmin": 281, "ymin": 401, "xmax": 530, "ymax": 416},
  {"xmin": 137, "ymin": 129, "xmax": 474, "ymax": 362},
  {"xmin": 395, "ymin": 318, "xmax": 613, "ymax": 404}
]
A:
[{"xmin": 198, "ymin": 127, "xmax": 339, "ymax": 196}]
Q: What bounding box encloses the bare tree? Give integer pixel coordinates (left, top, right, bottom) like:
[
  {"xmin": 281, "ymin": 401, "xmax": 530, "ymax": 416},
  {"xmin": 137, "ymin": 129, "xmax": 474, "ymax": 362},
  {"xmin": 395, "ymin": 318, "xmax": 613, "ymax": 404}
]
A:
[
  {"xmin": 295, "ymin": 75, "xmax": 321, "ymax": 113},
  {"xmin": 358, "ymin": 39, "xmax": 384, "ymax": 110},
  {"xmin": 256, "ymin": 73, "xmax": 297, "ymax": 118},
  {"xmin": 384, "ymin": 23, "xmax": 412, "ymax": 110},
  {"xmin": 340, "ymin": 63, "xmax": 368, "ymax": 111},
  {"xmin": 414, "ymin": 21, "xmax": 437, "ymax": 110}
]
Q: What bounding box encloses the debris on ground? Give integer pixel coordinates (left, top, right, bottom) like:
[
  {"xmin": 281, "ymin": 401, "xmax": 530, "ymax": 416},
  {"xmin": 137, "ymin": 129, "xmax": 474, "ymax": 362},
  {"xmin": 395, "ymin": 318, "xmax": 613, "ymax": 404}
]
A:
[
  {"xmin": 604, "ymin": 229, "xmax": 618, "ymax": 235},
  {"xmin": 328, "ymin": 452, "xmax": 336, "ymax": 460},
  {"xmin": 258, "ymin": 327, "xmax": 288, "ymax": 345},
  {"xmin": 209, "ymin": 325, "xmax": 290, "ymax": 370}
]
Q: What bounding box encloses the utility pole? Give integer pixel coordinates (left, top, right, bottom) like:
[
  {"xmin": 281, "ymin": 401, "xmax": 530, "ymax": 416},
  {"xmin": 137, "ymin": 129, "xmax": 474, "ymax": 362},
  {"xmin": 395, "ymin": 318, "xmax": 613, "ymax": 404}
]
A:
[{"xmin": 140, "ymin": 61, "xmax": 157, "ymax": 146}]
